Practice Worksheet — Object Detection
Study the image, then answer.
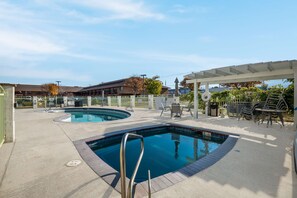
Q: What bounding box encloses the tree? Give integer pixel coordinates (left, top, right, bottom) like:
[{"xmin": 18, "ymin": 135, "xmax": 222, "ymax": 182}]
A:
[
  {"xmin": 180, "ymin": 77, "xmax": 200, "ymax": 91},
  {"xmin": 145, "ymin": 77, "xmax": 162, "ymax": 95},
  {"xmin": 220, "ymin": 81, "xmax": 262, "ymax": 88},
  {"xmin": 41, "ymin": 83, "xmax": 59, "ymax": 96},
  {"xmin": 124, "ymin": 77, "xmax": 144, "ymax": 95}
]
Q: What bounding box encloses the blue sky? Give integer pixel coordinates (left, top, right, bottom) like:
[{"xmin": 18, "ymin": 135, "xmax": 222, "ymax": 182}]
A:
[{"xmin": 0, "ymin": 0, "xmax": 296, "ymax": 88}]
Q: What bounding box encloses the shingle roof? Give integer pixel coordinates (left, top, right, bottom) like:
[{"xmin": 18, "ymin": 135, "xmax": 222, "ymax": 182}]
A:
[
  {"xmin": 80, "ymin": 78, "xmax": 128, "ymax": 91},
  {"xmin": 15, "ymin": 84, "xmax": 82, "ymax": 92}
]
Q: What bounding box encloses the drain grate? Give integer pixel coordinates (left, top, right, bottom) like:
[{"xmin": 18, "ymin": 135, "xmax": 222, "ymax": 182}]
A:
[{"xmin": 66, "ymin": 160, "xmax": 82, "ymax": 167}]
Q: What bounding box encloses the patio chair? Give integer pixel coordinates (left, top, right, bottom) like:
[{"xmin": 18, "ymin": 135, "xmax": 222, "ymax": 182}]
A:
[
  {"xmin": 171, "ymin": 103, "xmax": 182, "ymax": 118},
  {"xmin": 238, "ymin": 102, "xmax": 264, "ymax": 122},
  {"xmin": 181, "ymin": 102, "xmax": 193, "ymax": 117},
  {"xmin": 257, "ymin": 92, "xmax": 288, "ymax": 127},
  {"xmin": 160, "ymin": 103, "xmax": 170, "ymax": 117}
]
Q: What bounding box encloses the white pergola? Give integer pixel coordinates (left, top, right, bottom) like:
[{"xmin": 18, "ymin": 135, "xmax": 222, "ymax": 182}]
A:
[{"xmin": 185, "ymin": 60, "xmax": 297, "ymax": 127}]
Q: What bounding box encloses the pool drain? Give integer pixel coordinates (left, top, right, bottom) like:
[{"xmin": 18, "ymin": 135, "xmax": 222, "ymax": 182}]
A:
[{"xmin": 66, "ymin": 160, "xmax": 82, "ymax": 167}]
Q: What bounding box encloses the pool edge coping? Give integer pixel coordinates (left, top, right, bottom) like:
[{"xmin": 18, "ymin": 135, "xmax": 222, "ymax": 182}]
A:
[
  {"xmin": 73, "ymin": 123, "xmax": 239, "ymax": 197},
  {"xmin": 52, "ymin": 107, "xmax": 132, "ymax": 123}
]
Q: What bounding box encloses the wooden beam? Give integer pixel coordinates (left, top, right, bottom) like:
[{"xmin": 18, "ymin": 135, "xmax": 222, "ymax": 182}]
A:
[
  {"xmin": 290, "ymin": 61, "xmax": 293, "ymax": 69},
  {"xmin": 247, "ymin": 65, "xmax": 257, "ymax": 73},
  {"xmin": 202, "ymin": 71, "xmax": 218, "ymax": 77},
  {"xmin": 186, "ymin": 69, "xmax": 294, "ymax": 84},
  {"xmin": 229, "ymin": 67, "xmax": 244, "ymax": 74},
  {"xmin": 215, "ymin": 69, "xmax": 230, "ymax": 76},
  {"xmin": 267, "ymin": 63, "xmax": 273, "ymax": 71}
]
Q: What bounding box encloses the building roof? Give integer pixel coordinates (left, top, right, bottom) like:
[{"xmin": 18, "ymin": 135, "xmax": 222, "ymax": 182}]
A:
[
  {"xmin": 15, "ymin": 84, "xmax": 82, "ymax": 92},
  {"xmin": 80, "ymin": 78, "xmax": 128, "ymax": 92},
  {"xmin": 185, "ymin": 60, "xmax": 297, "ymax": 84}
]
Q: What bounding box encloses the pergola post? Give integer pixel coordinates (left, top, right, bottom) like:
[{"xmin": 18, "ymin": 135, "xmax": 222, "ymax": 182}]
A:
[
  {"xmin": 205, "ymin": 83, "xmax": 209, "ymax": 117},
  {"xmin": 294, "ymin": 67, "xmax": 297, "ymax": 129},
  {"xmin": 194, "ymin": 79, "xmax": 198, "ymax": 119}
]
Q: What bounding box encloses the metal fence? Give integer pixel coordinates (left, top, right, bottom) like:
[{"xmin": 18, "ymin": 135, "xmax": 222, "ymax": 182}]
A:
[
  {"xmin": 91, "ymin": 97, "xmax": 107, "ymax": 106},
  {"xmin": 121, "ymin": 96, "xmax": 130, "ymax": 107},
  {"xmin": 12, "ymin": 95, "xmax": 176, "ymax": 110},
  {"xmin": 0, "ymin": 86, "xmax": 5, "ymax": 145},
  {"xmin": 15, "ymin": 96, "xmax": 33, "ymax": 109},
  {"xmin": 135, "ymin": 96, "xmax": 149, "ymax": 108},
  {"xmin": 110, "ymin": 97, "xmax": 117, "ymax": 106}
]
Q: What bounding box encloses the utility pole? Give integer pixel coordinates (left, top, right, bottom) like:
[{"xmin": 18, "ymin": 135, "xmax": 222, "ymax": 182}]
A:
[
  {"xmin": 140, "ymin": 74, "xmax": 146, "ymax": 95},
  {"xmin": 56, "ymin": 81, "xmax": 61, "ymax": 94},
  {"xmin": 56, "ymin": 81, "xmax": 61, "ymax": 107}
]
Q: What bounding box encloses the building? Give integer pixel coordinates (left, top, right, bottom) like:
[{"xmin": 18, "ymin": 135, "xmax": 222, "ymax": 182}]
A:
[
  {"xmin": 79, "ymin": 78, "xmax": 169, "ymax": 96},
  {"xmin": 168, "ymin": 87, "xmax": 191, "ymax": 95},
  {"xmin": 11, "ymin": 77, "xmax": 170, "ymax": 97},
  {"xmin": 15, "ymin": 84, "xmax": 82, "ymax": 97},
  {"xmin": 79, "ymin": 78, "xmax": 133, "ymax": 96}
]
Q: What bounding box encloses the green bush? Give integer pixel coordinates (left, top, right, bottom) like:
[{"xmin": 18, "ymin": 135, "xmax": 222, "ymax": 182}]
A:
[
  {"xmin": 22, "ymin": 101, "xmax": 33, "ymax": 106},
  {"xmin": 179, "ymin": 84, "xmax": 294, "ymax": 114}
]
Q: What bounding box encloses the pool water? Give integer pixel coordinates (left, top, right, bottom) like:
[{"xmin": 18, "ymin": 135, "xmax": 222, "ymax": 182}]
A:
[
  {"xmin": 70, "ymin": 112, "xmax": 126, "ymax": 122},
  {"xmin": 64, "ymin": 109, "xmax": 130, "ymax": 123},
  {"xmin": 89, "ymin": 127, "xmax": 225, "ymax": 182}
]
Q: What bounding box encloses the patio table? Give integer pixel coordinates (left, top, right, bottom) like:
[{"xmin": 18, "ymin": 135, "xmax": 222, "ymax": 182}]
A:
[{"xmin": 255, "ymin": 108, "xmax": 287, "ymax": 127}]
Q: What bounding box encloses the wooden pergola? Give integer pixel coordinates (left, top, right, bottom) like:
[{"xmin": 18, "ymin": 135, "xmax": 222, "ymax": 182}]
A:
[{"xmin": 185, "ymin": 60, "xmax": 297, "ymax": 127}]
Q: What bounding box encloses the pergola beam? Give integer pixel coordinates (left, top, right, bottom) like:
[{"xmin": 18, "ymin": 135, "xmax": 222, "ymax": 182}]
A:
[
  {"xmin": 202, "ymin": 71, "xmax": 218, "ymax": 77},
  {"xmin": 215, "ymin": 69, "xmax": 230, "ymax": 76},
  {"xmin": 247, "ymin": 65, "xmax": 257, "ymax": 73},
  {"xmin": 229, "ymin": 67, "xmax": 243, "ymax": 74},
  {"xmin": 267, "ymin": 63, "xmax": 274, "ymax": 71},
  {"xmin": 186, "ymin": 69, "xmax": 293, "ymax": 84}
]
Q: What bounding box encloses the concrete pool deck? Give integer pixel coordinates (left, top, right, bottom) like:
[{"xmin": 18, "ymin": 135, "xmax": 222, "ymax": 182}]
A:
[{"xmin": 0, "ymin": 108, "xmax": 296, "ymax": 198}]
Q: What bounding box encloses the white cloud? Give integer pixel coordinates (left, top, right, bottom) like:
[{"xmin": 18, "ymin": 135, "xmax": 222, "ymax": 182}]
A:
[
  {"xmin": 0, "ymin": 30, "xmax": 65, "ymax": 55},
  {"xmin": 71, "ymin": 0, "xmax": 164, "ymax": 21},
  {"xmin": 0, "ymin": 66, "xmax": 91, "ymax": 82}
]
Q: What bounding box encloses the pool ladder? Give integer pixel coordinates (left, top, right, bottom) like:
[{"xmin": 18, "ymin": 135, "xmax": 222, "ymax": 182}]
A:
[{"xmin": 120, "ymin": 133, "xmax": 152, "ymax": 198}]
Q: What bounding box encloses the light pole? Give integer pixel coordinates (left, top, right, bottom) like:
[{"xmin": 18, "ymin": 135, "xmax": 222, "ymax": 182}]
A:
[
  {"xmin": 56, "ymin": 81, "xmax": 61, "ymax": 107},
  {"xmin": 56, "ymin": 81, "xmax": 61, "ymax": 94},
  {"xmin": 140, "ymin": 74, "xmax": 146, "ymax": 95}
]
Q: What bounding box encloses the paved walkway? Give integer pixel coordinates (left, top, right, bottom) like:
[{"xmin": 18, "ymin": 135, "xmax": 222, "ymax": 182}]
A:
[{"xmin": 0, "ymin": 108, "xmax": 296, "ymax": 198}]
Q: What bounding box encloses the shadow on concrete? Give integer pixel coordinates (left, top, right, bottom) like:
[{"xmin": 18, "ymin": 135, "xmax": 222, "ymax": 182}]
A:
[
  {"xmin": 63, "ymin": 178, "xmax": 99, "ymax": 198},
  {"xmin": 171, "ymin": 116, "xmax": 296, "ymax": 197}
]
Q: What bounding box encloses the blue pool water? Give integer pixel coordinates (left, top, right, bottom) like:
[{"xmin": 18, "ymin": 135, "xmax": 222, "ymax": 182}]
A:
[
  {"xmin": 89, "ymin": 127, "xmax": 225, "ymax": 182},
  {"xmin": 64, "ymin": 109, "xmax": 130, "ymax": 123}
]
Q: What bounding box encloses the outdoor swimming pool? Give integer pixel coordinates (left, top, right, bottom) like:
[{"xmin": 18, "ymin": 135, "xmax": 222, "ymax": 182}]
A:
[
  {"xmin": 86, "ymin": 125, "xmax": 235, "ymax": 183},
  {"xmin": 61, "ymin": 108, "xmax": 130, "ymax": 122}
]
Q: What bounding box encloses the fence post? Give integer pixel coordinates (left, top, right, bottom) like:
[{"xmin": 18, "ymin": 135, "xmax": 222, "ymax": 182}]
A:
[
  {"xmin": 117, "ymin": 96, "xmax": 121, "ymax": 107},
  {"xmin": 63, "ymin": 96, "xmax": 67, "ymax": 107},
  {"xmin": 87, "ymin": 96, "xmax": 91, "ymax": 107},
  {"xmin": 44, "ymin": 96, "xmax": 47, "ymax": 108},
  {"xmin": 2, "ymin": 85, "xmax": 15, "ymax": 143},
  {"xmin": 130, "ymin": 95, "xmax": 135, "ymax": 108},
  {"xmin": 33, "ymin": 96, "xmax": 37, "ymax": 109},
  {"xmin": 107, "ymin": 96, "xmax": 111, "ymax": 106},
  {"xmin": 148, "ymin": 95, "xmax": 154, "ymax": 109}
]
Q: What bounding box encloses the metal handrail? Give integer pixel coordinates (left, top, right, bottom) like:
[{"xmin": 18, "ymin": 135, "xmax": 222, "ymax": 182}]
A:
[
  {"xmin": 120, "ymin": 133, "xmax": 144, "ymax": 198},
  {"xmin": 148, "ymin": 170, "xmax": 152, "ymax": 198}
]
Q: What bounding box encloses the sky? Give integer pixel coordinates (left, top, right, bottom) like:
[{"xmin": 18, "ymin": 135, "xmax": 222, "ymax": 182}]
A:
[{"xmin": 0, "ymin": 0, "xmax": 296, "ymax": 88}]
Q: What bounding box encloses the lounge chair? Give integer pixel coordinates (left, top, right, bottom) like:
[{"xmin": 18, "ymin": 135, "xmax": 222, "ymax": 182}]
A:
[
  {"xmin": 256, "ymin": 92, "xmax": 288, "ymax": 127},
  {"xmin": 171, "ymin": 103, "xmax": 182, "ymax": 118},
  {"xmin": 238, "ymin": 102, "xmax": 263, "ymax": 121},
  {"xmin": 160, "ymin": 103, "xmax": 170, "ymax": 117},
  {"xmin": 181, "ymin": 102, "xmax": 193, "ymax": 117}
]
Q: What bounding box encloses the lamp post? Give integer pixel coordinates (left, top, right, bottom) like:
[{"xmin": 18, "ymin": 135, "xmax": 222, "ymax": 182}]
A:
[
  {"xmin": 140, "ymin": 74, "xmax": 146, "ymax": 95},
  {"xmin": 56, "ymin": 81, "xmax": 61, "ymax": 107},
  {"xmin": 56, "ymin": 81, "xmax": 61, "ymax": 94}
]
